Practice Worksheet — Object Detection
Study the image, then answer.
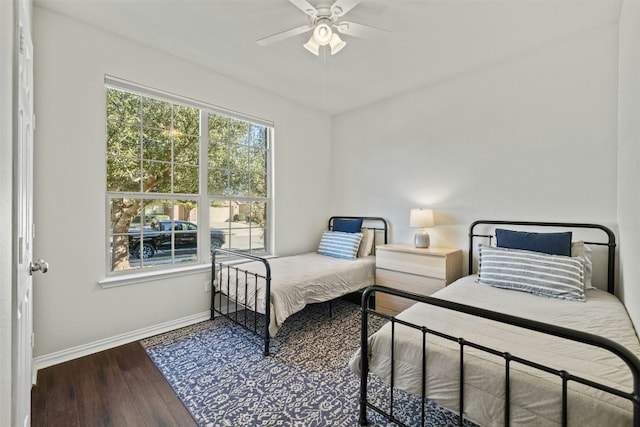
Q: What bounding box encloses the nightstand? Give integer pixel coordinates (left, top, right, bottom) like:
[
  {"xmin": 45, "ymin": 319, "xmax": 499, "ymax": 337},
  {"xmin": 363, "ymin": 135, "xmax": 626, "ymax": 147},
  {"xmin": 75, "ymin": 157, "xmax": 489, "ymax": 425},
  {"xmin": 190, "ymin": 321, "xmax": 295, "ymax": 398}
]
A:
[{"xmin": 375, "ymin": 244, "xmax": 462, "ymax": 315}]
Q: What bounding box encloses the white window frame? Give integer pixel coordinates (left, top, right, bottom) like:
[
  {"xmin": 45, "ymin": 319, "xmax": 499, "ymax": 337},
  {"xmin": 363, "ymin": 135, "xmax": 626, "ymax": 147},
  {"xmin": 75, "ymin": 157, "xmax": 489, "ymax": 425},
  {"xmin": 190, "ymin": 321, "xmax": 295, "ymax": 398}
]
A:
[{"xmin": 102, "ymin": 76, "xmax": 273, "ymax": 285}]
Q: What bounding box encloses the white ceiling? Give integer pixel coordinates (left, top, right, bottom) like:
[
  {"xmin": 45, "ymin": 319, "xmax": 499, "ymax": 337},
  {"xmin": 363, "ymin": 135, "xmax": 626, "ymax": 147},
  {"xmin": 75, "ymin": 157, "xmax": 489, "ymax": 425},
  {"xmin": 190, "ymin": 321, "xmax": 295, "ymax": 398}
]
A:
[{"xmin": 34, "ymin": 0, "xmax": 622, "ymax": 115}]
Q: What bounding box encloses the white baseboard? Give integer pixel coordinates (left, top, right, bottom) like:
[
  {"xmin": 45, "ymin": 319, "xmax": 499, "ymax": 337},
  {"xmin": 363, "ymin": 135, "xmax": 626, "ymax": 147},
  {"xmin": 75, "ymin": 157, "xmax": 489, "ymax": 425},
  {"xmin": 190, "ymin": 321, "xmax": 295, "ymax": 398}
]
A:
[{"xmin": 33, "ymin": 311, "xmax": 211, "ymax": 375}]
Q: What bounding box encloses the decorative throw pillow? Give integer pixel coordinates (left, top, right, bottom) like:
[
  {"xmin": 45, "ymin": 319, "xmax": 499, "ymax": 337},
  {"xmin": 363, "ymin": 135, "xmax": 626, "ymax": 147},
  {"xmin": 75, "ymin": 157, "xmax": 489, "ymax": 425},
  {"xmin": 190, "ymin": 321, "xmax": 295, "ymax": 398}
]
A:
[
  {"xmin": 496, "ymin": 228, "xmax": 572, "ymax": 256},
  {"xmin": 478, "ymin": 245, "xmax": 585, "ymax": 301},
  {"xmin": 571, "ymin": 241, "xmax": 594, "ymax": 289},
  {"xmin": 318, "ymin": 231, "xmax": 363, "ymax": 260},
  {"xmin": 358, "ymin": 228, "xmax": 375, "ymax": 257},
  {"xmin": 332, "ymin": 218, "xmax": 363, "ymax": 233}
]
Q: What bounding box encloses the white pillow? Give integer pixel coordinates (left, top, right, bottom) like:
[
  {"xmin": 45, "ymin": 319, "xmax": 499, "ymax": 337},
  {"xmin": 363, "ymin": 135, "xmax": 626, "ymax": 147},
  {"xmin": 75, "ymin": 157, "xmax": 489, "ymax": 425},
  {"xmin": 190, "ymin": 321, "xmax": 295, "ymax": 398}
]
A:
[
  {"xmin": 358, "ymin": 228, "xmax": 375, "ymax": 257},
  {"xmin": 571, "ymin": 241, "xmax": 594, "ymax": 289}
]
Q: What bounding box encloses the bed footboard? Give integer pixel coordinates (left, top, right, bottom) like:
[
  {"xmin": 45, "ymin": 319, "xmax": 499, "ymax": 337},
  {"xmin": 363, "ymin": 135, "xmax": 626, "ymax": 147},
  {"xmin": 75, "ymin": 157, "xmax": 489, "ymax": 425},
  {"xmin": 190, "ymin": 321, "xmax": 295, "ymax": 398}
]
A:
[
  {"xmin": 211, "ymin": 249, "xmax": 272, "ymax": 356},
  {"xmin": 358, "ymin": 285, "xmax": 640, "ymax": 427}
]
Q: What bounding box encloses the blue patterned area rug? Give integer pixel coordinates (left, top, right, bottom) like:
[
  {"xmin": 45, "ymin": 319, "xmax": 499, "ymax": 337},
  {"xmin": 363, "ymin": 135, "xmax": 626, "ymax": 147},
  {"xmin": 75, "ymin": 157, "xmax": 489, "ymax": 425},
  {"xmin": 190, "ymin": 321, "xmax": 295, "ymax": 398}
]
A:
[{"xmin": 141, "ymin": 300, "xmax": 474, "ymax": 427}]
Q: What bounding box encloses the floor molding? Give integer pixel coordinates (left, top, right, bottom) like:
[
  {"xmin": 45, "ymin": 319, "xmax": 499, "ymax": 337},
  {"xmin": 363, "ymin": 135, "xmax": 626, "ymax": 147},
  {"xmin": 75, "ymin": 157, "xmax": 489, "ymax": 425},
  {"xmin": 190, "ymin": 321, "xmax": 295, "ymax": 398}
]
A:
[{"xmin": 33, "ymin": 311, "xmax": 210, "ymax": 374}]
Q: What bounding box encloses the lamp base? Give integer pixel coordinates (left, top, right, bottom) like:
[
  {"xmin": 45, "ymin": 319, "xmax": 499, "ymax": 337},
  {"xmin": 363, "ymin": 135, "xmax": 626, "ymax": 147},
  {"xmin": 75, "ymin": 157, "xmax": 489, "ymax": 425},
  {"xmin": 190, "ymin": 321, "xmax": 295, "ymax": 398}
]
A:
[{"xmin": 414, "ymin": 230, "xmax": 431, "ymax": 248}]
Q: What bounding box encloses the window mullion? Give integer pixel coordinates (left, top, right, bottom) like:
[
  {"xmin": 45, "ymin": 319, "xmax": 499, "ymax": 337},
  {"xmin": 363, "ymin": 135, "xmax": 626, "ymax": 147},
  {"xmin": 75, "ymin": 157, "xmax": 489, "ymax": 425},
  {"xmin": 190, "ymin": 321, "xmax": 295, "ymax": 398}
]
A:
[{"xmin": 199, "ymin": 110, "xmax": 209, "ymax": 263}]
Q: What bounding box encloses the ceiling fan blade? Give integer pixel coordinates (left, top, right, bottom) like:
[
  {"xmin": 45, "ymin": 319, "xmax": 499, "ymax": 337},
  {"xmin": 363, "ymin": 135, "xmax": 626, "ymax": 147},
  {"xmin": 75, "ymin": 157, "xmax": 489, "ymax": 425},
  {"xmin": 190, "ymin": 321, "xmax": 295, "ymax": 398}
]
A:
[
  {"xmin": 256, "ymin": 24, "xmax": 314, "ymax": 46},
  {"xmin": 288, "ymin": 0, "xmax": 318, "ymax": 19},
  {"xmin": 330, "ymin": 0, "xmax": 362, "ymax": 18},
  {"xmin": 334, "ymin": 20, "xmax": 390, "ymax": 39}
]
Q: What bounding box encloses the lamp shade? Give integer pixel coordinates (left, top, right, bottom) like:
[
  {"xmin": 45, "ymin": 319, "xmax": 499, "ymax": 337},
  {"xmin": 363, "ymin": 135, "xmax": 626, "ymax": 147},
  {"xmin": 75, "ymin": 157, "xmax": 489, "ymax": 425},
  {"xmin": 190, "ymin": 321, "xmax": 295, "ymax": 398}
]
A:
[
  {"xmin": 409, "ymin": 208, "xmax": 435, "ymax": 228},
  {"xmin": 329, "ymin": 33, "xmax": 346, "ymax": 55},
  {"xmin": 303, "ymin": 35, "xmax": 320, "ymax": 56}
]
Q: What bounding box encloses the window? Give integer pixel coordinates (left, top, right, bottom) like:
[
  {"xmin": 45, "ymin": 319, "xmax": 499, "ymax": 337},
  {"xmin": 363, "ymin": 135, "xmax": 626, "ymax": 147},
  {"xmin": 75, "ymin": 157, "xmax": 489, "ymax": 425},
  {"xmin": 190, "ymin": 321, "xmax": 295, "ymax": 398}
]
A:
[{"xmin": 106, "ymin": 79, "xmax": 271, "ymax": 274}]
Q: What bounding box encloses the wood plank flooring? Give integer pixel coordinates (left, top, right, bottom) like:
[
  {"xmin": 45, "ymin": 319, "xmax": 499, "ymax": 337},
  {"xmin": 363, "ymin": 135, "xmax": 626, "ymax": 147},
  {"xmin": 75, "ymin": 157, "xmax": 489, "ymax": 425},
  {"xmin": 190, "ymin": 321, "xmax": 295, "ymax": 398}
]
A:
[{"xmin": 31, "ymin": 341, "xmax": 197, "ymax": 427}]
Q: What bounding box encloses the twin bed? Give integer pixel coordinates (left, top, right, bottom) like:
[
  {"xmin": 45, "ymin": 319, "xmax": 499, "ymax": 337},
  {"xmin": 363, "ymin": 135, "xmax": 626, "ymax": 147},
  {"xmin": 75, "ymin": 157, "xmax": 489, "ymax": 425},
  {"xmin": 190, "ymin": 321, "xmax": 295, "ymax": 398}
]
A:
[
  {"xmin": 350, "ymin": 220, "xmax": 640, "ymax": 426},
  {"xmin": 210, "ymin": 217, "xmax": 640, "ymax": 425},
  {"xmin": 211, "ymin": 216, "xmax": 388, "ymax": 355}
]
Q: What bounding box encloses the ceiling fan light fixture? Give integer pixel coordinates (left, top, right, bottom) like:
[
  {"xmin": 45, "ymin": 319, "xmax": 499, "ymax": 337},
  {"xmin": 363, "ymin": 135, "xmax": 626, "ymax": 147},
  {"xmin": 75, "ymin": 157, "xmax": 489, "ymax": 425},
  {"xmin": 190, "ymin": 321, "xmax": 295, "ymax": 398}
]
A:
[
  {"xmin": 313, "ymin": 22, "xmax": 333, "ymax": 45},
  {"xmin": 329, "ymin": 33, "xmax": 346, "ymax": 55},
  {"xmin": 303, "ymin": 34, "xmax": 320, "ymax": 56}
]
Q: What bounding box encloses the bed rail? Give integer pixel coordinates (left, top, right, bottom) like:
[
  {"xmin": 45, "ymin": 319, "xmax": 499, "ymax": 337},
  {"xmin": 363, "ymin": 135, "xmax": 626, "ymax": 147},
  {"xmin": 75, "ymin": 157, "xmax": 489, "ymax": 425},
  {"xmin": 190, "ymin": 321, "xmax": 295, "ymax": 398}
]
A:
[
  {"xmin": 358, "ymin": 285, "xmax": 640, "ymax": 426},
  {"xmin": 211, "ymin": 248, "xmax": 272, "ymax": 356}
]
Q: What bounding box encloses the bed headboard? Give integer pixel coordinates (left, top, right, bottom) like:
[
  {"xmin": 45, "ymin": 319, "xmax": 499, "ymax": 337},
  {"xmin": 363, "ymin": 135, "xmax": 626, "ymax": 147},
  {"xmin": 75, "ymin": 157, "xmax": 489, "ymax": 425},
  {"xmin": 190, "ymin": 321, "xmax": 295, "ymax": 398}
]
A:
[
  {"xmin": 328, "ymin": 216, "xmax": 389, "ymax": 249},
  {"xmin": 469, "ymin": 220, "xmax": 617, "ymax": 294}
]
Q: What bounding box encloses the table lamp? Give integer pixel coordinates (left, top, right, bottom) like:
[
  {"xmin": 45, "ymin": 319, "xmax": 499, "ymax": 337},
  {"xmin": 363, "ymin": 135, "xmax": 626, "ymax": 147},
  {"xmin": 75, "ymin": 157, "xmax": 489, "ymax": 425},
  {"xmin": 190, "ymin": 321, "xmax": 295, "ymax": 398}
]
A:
[{"xmin": 409, "ymin": 208, "xmax": 435, "ymax": 248}]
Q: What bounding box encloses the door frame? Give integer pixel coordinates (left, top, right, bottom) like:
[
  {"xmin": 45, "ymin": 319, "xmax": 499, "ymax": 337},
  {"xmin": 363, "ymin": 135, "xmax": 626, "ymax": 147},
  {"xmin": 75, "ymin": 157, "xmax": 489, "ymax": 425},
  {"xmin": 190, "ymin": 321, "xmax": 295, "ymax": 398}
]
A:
[{"xmin": 1, "ymin": 0, "xmax": 17, "ymax": 425}]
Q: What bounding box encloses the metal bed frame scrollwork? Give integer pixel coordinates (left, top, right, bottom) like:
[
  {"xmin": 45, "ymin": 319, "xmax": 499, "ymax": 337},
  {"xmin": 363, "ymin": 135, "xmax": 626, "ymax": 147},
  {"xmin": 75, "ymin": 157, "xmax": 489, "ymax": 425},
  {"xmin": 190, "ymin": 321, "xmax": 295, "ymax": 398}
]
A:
[
  {"xmin": 358, "ymin": 220, "xmax": 640, "ymax": 427},
  {"xmin": 211, "ymin": 216, "xmax": 388, "ymax": 356}
]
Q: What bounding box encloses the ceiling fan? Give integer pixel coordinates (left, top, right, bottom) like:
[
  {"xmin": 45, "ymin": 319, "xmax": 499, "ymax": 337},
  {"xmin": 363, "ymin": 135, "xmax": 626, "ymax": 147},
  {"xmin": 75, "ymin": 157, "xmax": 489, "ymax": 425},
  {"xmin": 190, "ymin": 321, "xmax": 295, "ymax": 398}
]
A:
[{"xmin": 257, "ymin": 0, "xmax": 388, "ymax": 56}]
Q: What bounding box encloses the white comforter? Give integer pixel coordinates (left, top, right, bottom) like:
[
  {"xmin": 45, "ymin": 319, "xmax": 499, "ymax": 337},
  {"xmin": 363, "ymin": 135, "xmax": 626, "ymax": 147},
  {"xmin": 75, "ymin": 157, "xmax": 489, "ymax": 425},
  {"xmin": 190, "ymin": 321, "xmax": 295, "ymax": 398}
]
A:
[
  {"xmin": 215, "ymin": 252, "xmax": 375, "ymax": 337},
  {"xmin": 349, "ymin": 275, "xmax": 640, "ymax": 426}
]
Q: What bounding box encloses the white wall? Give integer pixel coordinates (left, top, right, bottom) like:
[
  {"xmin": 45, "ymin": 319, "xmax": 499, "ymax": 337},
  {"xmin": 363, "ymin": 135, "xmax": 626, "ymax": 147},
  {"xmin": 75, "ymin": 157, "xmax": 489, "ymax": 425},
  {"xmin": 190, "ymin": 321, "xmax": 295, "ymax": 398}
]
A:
[
  {"xmin": 32, "ymin": 7, "xmax": 332, "ymax": 358},
  {"xmin": 331, "ymin": 23, "xmax": 619, "ymax": 272},
  {"xmin": 618, "ymin": 1, "xmax": 640, "ymax": 329}
]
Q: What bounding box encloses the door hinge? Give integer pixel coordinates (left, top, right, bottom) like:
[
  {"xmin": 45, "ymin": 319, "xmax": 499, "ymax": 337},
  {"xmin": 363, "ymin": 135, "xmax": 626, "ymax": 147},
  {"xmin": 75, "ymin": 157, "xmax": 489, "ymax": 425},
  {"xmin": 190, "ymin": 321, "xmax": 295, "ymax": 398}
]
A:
[
  {"xmin": 31, "ymin": 333, "xmax": 35, "ymax": 349},
  {"xmin": 19, "ymin": 25, "xmax": 25, "ymax": 54}
]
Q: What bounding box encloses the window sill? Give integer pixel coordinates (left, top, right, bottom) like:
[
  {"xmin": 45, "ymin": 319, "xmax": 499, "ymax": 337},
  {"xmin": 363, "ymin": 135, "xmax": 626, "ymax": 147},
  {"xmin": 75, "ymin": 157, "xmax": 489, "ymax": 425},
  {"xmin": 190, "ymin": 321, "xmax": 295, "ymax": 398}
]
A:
[{"xmin": 98, "ymin": 264, "xmax": 211, "ymax": 289}]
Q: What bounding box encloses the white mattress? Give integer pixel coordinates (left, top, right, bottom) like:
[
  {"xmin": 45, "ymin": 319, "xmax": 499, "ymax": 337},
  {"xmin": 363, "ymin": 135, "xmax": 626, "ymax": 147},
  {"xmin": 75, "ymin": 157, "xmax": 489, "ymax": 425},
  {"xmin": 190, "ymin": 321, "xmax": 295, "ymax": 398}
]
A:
[
  {"xmin": 215, "ymin": 252, "xmax": 375, "ymax": 336},
  {"xmin": 349, "ymin": 275, "xmax": 640, "ymax": 426}
]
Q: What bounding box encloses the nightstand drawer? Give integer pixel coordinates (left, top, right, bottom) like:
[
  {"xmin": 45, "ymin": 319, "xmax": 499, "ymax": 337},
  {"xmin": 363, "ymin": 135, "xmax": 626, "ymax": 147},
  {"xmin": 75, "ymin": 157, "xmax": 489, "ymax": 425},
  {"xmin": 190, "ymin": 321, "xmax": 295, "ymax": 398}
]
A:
[
  {"xmin": 376, "ymin": 249, "xmax": 446, "ymax": 279},
  {"xmin": 376, "ymin": 268, "xmax": 445, "ymax": 295}
]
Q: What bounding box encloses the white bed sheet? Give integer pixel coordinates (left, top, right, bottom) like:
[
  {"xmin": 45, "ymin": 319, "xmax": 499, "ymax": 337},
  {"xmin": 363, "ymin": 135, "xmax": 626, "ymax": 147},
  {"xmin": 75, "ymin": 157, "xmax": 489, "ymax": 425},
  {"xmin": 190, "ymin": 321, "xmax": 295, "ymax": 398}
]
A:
[
  {"xmin": 215, "ymin": 252, "xmax": 375, "ymax": 337},
  {"xmin": 349, "ymin": 275, "xmax": 640, "ymax": 426}
]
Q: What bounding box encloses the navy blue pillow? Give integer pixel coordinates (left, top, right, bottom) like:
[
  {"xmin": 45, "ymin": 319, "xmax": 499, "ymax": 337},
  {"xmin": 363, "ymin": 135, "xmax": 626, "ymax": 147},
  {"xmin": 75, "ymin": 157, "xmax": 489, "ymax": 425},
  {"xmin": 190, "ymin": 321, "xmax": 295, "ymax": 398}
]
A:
[
  {"xmin": 495, "ymin": 228, "xmax": 572, "ymax": 256},
  {"xmin": 332, "ymin": 218, "xmax": 363, "ymax": 233}
]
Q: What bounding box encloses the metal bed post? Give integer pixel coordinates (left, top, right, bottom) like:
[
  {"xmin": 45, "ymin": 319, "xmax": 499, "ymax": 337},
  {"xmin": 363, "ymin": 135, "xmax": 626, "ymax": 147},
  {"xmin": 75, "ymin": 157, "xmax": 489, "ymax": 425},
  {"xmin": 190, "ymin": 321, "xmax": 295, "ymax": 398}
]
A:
[{"xmin": 359, "ymin": 287, "xmax": 373, "ymax": 426}]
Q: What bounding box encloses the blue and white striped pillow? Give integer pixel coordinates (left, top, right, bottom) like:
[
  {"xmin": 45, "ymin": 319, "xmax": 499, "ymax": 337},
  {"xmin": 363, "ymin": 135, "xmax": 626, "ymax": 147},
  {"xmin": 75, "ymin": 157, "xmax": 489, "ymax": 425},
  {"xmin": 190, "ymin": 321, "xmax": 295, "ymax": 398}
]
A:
[
  {"xmin": 478, "ymin": 245, "xmax": 586, "ymax": 301},
  {"xmin": 318, "ymin": 231, "xmax": 363, "ymax": 260}
]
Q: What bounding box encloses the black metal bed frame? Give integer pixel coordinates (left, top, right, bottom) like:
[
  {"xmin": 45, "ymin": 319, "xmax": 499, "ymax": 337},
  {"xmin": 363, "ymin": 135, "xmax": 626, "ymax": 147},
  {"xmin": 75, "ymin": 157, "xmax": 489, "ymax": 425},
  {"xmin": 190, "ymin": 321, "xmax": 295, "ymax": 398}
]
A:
[
  {"xmin": 211, "ymin": 216, "xmax": 389, "ymax": 356},
  {"xmin": 358, "ymin": 220, "xmax": 640, "ymax": 427}
]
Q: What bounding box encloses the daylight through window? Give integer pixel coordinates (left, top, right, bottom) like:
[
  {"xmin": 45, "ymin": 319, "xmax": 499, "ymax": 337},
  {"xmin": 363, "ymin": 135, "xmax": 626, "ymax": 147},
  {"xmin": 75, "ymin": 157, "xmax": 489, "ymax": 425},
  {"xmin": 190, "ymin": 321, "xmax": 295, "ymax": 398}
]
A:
[{"xmin": 106, "ymin": 80, "xmax": 271, "ymax": 274}]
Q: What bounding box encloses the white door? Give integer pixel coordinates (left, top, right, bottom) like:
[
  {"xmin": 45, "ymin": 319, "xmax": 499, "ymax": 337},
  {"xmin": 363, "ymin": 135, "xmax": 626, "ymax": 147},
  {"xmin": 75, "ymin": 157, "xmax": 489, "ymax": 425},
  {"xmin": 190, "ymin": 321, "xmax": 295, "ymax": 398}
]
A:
[{"xmin": 16, "ymin": 1, "xmax": 46, "ymax": 425}]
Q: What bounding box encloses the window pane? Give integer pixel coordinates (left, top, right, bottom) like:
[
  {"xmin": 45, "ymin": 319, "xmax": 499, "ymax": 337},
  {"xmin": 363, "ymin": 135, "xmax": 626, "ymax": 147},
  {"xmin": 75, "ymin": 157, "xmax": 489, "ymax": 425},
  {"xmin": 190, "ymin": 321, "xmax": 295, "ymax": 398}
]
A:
[
  {"xmin": 229, "ymin": 144, "xmax": 248, "ymax": 169},
  {"xmin": 173, "ymin": 104, "xmax": 199, "ymax": 136},
  {"xmin": 249, "ymin": 172, "xmax": 266, "ymax": 198},
  {"xmin": 110, "ymin": 197, "xmax": 142, "ymax": 272},
  {"xmin": 107, "ymin": 121, "xmax": 140, "ymax": 158},
  {"xmin": 248, "ymin": 147, "xmax": 266, "ymax": 170},
  {"xmin": 173, "ymin": 164, "xmax": 199, "ymax": 194},
  {"xmin": 174, "ymin": 134, "xmax": 199, "ymax": 165},
  {"xmin": 107, "ymin": 156, "xmax": 141, "ymax": 192},
  {"xmin": 210, "ymin": 200, "xmax": 267, "ymax": 256},
  {"xmin": 142, "ymin": 128, "xmax": 171, "ymax": 161},
  {"xmin": 142, "ymin": 97, "xmax": 172, "ymax": 130},
  {"xmin": 208, "ymin": 168, "xmax": 228, "ymax": 195},
  {"xmin": 228, "ymin": 170, "xmax": 249, "ymax": 196},
  {"xmin": 208, "ymin": 140, "xmax": 227, "ymax": 170},
  {"xmin": 250, "ymin": 125, "xmax": 267, "ymax": 149},
  {"xmin": 142, "ymin": 160, "xmax": 172, "ymax": 193},
  {"xmin": 107, "ymin": 89, "xmax": 140, "ymax": 124}
]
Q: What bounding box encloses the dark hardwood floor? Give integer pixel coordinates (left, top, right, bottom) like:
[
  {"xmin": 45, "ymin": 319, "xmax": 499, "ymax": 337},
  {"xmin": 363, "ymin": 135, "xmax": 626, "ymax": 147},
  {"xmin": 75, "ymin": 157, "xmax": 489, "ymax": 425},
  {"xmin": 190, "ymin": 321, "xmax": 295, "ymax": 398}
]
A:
[{"xmin": 31, "ymin": 341, "xmax": 197, "ymax": 427}]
